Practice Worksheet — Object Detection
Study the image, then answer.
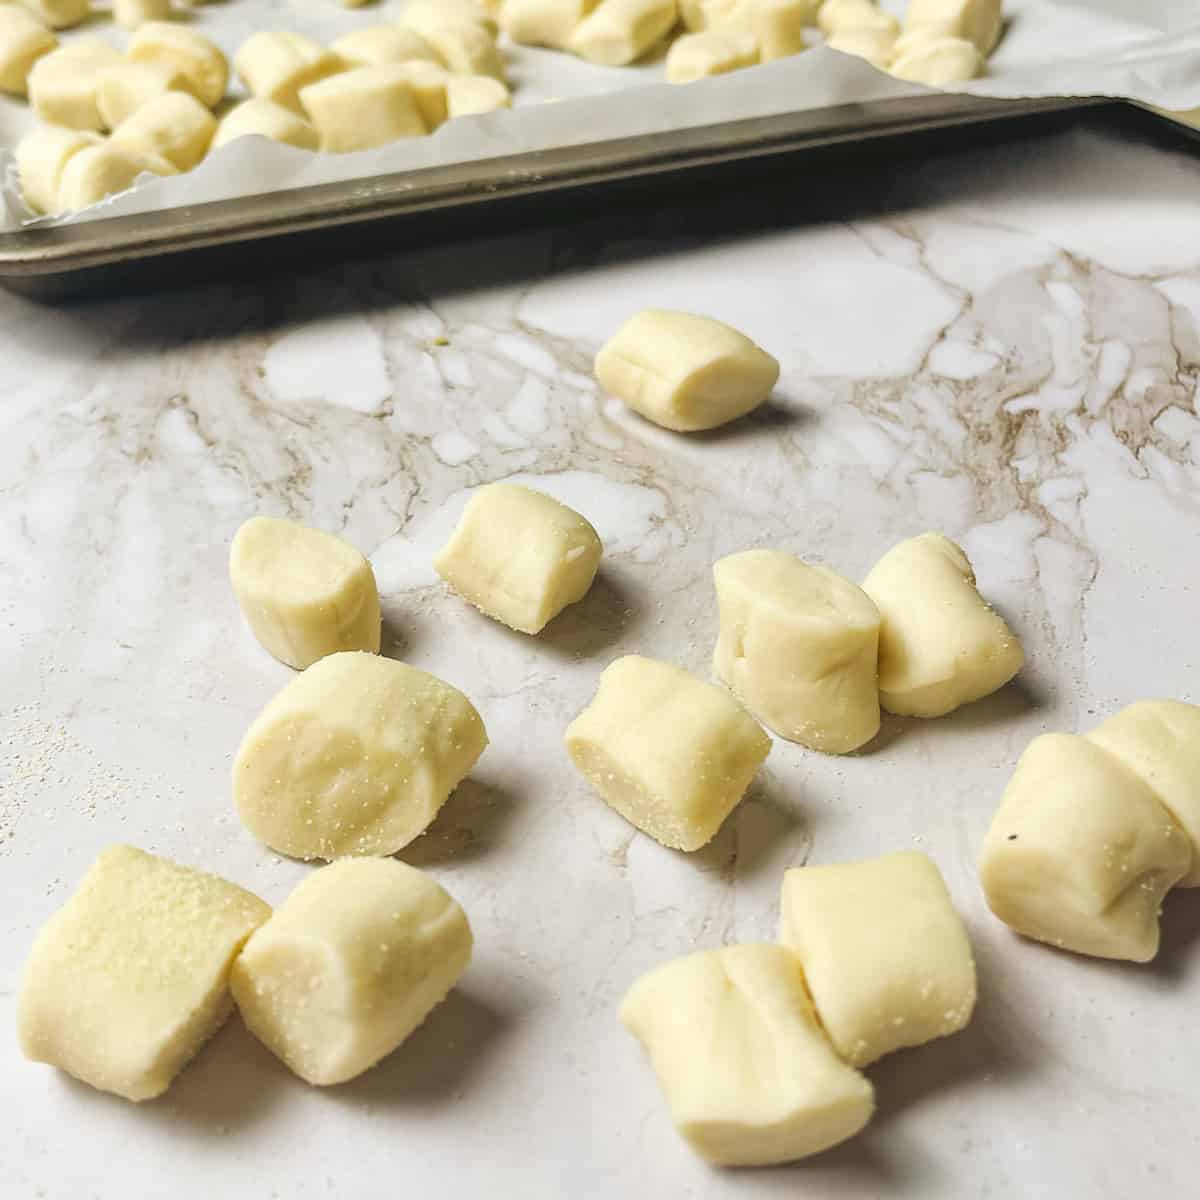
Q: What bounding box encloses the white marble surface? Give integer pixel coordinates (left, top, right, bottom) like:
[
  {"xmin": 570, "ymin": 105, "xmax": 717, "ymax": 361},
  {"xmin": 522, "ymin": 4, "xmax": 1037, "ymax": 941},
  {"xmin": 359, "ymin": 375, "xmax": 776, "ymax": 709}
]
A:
[{"xmin": 2, "ymin": 116, "xmax": 1200, "ymax": 1199}]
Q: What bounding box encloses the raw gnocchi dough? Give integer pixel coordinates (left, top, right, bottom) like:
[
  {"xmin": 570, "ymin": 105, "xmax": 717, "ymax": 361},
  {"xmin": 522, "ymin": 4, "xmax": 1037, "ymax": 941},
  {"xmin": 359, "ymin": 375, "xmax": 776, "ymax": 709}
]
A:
[
  {"xmin": 594, "ymin": 309, "xmax": 780, "ymax": 432},
  {"xmin": 0, "ymin": 5, "xmax": 55, "ymax": 97},
  {"xmin": 234, "ymin": 651, "xmax": 488, "ymax": 860},
  {"xmin": 28, "ymin": 38, "xmax": 122, "ymax": 131},
  {"xmin": 568, "ymin": 0, "xmax": 678, "ymax": 67},
  {"xmin": 889, "ymin": 34, "xmax": 982, "ymax": 84},
  {"xmin": 818, "ymin": 0, "xmax": 898, "ymax": 37},
  {"xmin": 713, "ymin": 549, "xmax": 881, "ymax": 753},
  {"xmin": 231, "ymin": 859, "xmax": 472, "ymax": 1086},
  {"xmin": 15, "ymin": 124, "xmax": 99, "ymax": 213},
  {"xmin": 446, "ymin": 72, "xmax": 511, "ymax": 116},
  {"xmin": 980, "ymin": 733, "xmax": 1191, "ymax": 962},
  {"xmin": 112, "ymin": 0, "xmax": 170, "ymax": 30},
  {"xmin": 862, "ymin": 532, "xmax": 1023, "ymax": 718},
  {"xmin": 57, "ymin": 141, "xmax": 177, "ymax": 212},
  {"xmin": 128, "ymin": 23, "xmax": 228, "ymax": 110},
  {"xmin": 665, "ymin": 29, "xmax": 758, "ymax": 83},
  {"xmin": 620, "ymin": 944, "xmax": 875, "ymax": 1165},
  {"xmin": 235, "ymin": 31, "xmax": 345, "ymax": 114},
  {"xmin": 330, "ymin": 25, "xmax": 444, "ymax": 69},
  {"xmin": 779, "ymin": 851, "xmax": 977, "ymax": 1065},
  {"xmin": 434, "ymin": 483, "xmax": 602, "ymax": 635},
  {"xmin": 903, "ymin": 0, "xmax": 1001, "ymax": 54},
  {"xmin": 111, "ymin": 91, "xmax": 217, "ymax": 173},
  {"xmin": 229, "ymin": 516, "xmax": 381, "ymax": 669},
  {"xmin": 827, "ymin": 26, "xmax": 896, "ymax": 68},
  {"xmin": 752, "ymin": 0, "xmax": 808, "ymax": 60},
  {"xmin": 565, "ymin": 655, "xmax": 771, "ymax": 851},
  {"xmin": 212, "ymin": 97, "xmax": 319, "ymax": 151},
  {"xmin": 13, "ymin": 0, "xmax": 88, "ymax": 31},
  {"xmin": 499, "ymin": 0, "xmax": 599, "ymax": 50},
  {"xmin": 18, "ymin": 846, "xmax": 270, "ymax": 1102},
  {"xmin": 300, "ymin": 64, "xmax": 428, "ymax": 153},
  {"xmin": 96, "ymin": 61, "xmax": 192, "ymax": 131}
]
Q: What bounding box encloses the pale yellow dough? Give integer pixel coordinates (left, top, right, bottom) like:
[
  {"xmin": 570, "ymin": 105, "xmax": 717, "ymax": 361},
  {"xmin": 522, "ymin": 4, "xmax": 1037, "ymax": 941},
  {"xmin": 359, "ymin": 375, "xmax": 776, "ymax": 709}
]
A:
[
  {"xmin": 980, "ymin": 733, "xmax": 1191, "ymax": 962},
  {"xmin": 28, "ymin": 38, "xmax": 122, "ymax": 131},
  {"xmin": 713, "ymin": 549, "xmax": 881, "ymax": 753},
  {"xmin": 818, "ymin": 0, "xmax": 898, "ymax": 37},
  {"xmin": 235, "ymin": 31, "xmax": 345, "ymax": 114},
  {"xmin": 752, "ymin": 0, "xmax": 809, "ymax": 60},
  {"xmin": 57, "ymin": 142, "xmax": 177, "ymax": 212},
  {"xmin": 229, "ymin": 516, "xmax": 381, "ymax": 669},
  {"xmin": 889, "ymin": 34, "xmax": 982, "ymax": 85},
  {"xmin": 903, "ymin": 0, "xmax": 1002, "ymax": 54},
  {"xmin": 568, "ymin": 0, "xmax": 678, "ymax": 67},
  {"xmin": 234, "ymin": 651, "xmax": 488, "ymax": 860},
  {"xmin": 212, "ymin": 97, "xmax": 319, "ymax": 152},
  {"xmin": 15, "ymin": 125, "xmax": 99, "ymax": 214},
  {"xmin": 400, "ymin": 10, "xmax": 506, "ymax": 81},
  {"xmin": 779, "ymin": 851, "xmax": 977, "ymax": 1065},
  {"xmin": 330, "ymin": 25, "xmax": 445, "ymax": 69},
  {"xmin": 300, "ymin": 64, "xmax": 428, "ymax": 153},
  {"xmin": 231, "ymin": 859, "xmax": 472, "ymax": 1086},
  {"xmin": 18, "ymin": 845, "xmax": 270, "ymax": 1102},
  {"xmin": 620, "ymin": 943, "xmax": 874, "ymax": 1166},
  {"xmin": 113, "ymin": 0, "xmax": 170, "ymax": 30},
  {"xmin": 445, "ymin": 72, "xmax": 511, "ymax": 116},
  {"xmin": 499, "ymin": 0, "xmax": 599, "ymax": 50},
  {"xmin": 128, "ymin": 23, "xmax": 228, "ymax": 110},
  {"xmin": 434, "ymin": 483, "xmax": 602, "ymax": 635},
  {"xmin": 595, "ymin": 309, "xmax": 780, "ymax": 432},
  {"xmin": 0, "ymin": 5, "xmax": 55, "ymax": 96},
  {"xmin": 827, "ymin": 26, "xmax": 896, "ymax": 68},
  {"xmin": 862, "ymin": 531, "xmax": 1023, "ymax": 717},
  {"xmin": 14, "ymin": 0, "xmax": 87, "ymax": 31},
  {"xmin": 96, "ymin": 61, "xmax": 192, "ymax": 131},
  {"xmin": 111, "ymin": 91, "xmax": 217, "ymax": 173},
  {"xmin": 565, "ymin": 654, "xmax": 771, "ymax": 851},
  {"xmin": 665, "ymin": 30, "xmax": 759, "ymax": 83}
]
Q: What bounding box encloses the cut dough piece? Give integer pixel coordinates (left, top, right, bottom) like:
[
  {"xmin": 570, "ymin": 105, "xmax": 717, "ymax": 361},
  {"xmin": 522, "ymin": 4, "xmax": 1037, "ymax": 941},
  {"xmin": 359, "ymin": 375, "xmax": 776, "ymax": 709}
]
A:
[
  {"xmin": 13, "ymin": 0, "xmax": 88, "ymax": 31},
  {"xmin": 817, "ymin": 0, "xmax": 897, "ymax": 36},
  {"xmin": 862, "ymin": 532, "xmax": 1023, "ymax": 718},
  {"xmin": 565, "ymin": 655, "xmax": 771, "ymax": 851},
  {"xmin": 401, "ymin": 0, "xmax": 500, "ymax": 39},
  {"xmin": 96, "ymin": 61, "xmax": 192, "ymax": 131},
  {"xmin": 500, "ymin": 0, "xmax": 599, "ymax": 50},
  {"xmin": 211, "ymin": 97, "xmax": 319, "ymax": 152},
  {"xmin": 402, "ymin": 13, "xmax": 505, "ymax": 80},
  {"xmin": 57, "ymin": 141, "xmax": 176, "ymax": 212},
  {"xmin": 752, "ymin": 0, "xmax": 809, "ymax": 60},
  {"xmin": 16, "ymin": 125, "xmax": 100, "ymax": 214},
  {"xmin": 980, "ymin": 733, "xmax": 1191, "ymax": 962},
  {"xmin": 665, "ymin": 30, "xmax": 758, "ymax": 84},
  {"xmin": 620, "ymin": 944, "xmax": 874, "ymax": 1166},
  {"xmin": 300, "ymin": 64, "xmax": 427, "ymax": 153},
  {"xmin": 234, "ymin": 651, "xmax": 488, "ymax": 860},
  {"xmin": 231, "ymin": 859, "xmax": 472, "ymax": 1086},
  {"xmin": 568, "ymin": 0, "xmax": 678, "ymax": 67},
  {"xmin": 595, "ymin": 309, "xmax": 779, "ymax": 432},
  {"xmin": 903, "ymin": 0, "xmax": 1001, "ymax": 55},
  {"xmin": 388, "ymin": 59, "xmax": 450, "ymax": 127},
  {"xmin": 779, "ymin": 851, "xmax": 976, "ymax": 1066},
  {"xmin": 113, "ymin": 0, "xmax": 170, "ymax": 30},
  {"xmin": 434, "ymin": 483, "xmax": 601, "ymax": 635},
  {"xmin": 111, "ymin": 91, "xmax": 217, "ymax": 172},
  {"xmin": 889, "ymin": 34, "xmax": 981, "ymax": 84},
  {"xmin": 28, "ymin": 38, "xmax": 123, "ymax": 131},
  {"xmin": 18, "ymin": 845, "xmax": 270, "ymax": 1102},
  {"xmin": 445, "ymin": 72, "xmax": 510, "ymax": 116},
  {"xmin": 229, "ymin": 516, "xmax": 381, "ymax": 668},
  {"xmin": 1086, "ymin": 701, "xmax": 1200, "ymax": 887},
  {"xmin": 330, "ymin": 25, "xmax": 444, "ymax": 69},
  {"xmin": 128, "ymin": 23, "xmax": 228, "ymax": 109},
  {"xmin": 827, "ymin": 26, "xmax": 896, "ymax": 67},
  {"xmin": 234, "ymin": 31, "xmax": 345, "ymax": 114},
  {"xmin": 0, "ymin": 5, "xmax": 56, "ymax": 96},
  {"xmin": 712, "ymin": 549, "xmax": 881, "ymax": 754}
]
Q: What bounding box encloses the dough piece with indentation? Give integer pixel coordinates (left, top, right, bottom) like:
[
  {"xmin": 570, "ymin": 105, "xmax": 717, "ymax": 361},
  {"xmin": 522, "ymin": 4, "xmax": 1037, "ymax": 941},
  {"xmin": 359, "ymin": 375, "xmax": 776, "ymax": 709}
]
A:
[
  {"xmin": 234, "ymin": 31, "xmax": 344, "ymax": 113},
  {"xmin": 665, "ymin": 29, "xmax": 758, "ymax": 83},
  {"xmin": 211, "ymin": 97, "xmax": 319, "ymax": 151},
  {"xmin": 713, "ymin": 549, "xmax": 881, "ymax": 753},
  {"xmin": 331, "ymin": 24, "xmax": 444, "ymax": 69},
  {"xmin": 445, "ymin": 71, "xmax": 510, "ymax": 116},
  {"xmin": 113, "ymin": 0, "xmax": 170, "ymax": 30},
  {"xmin": 18, "ymin": 845, "xmax": 270, "ymax": 1102},
  {"xmin": 231, "ymin": 858, "xmax": 472, "ymax": 1086},
  {"xmin": 779, "ymin": 851, "xmax": 977, "ymax": 1065},
  {"xmin": 234, "ymin": 651, "xmax": 488, "ymax": 860},
  {"xmin": 595, "ymin": 309, "xmax": 779, "ymax": 432},
  {"xmin": 16, "ymin": 125, "xmax": 100, "ymax": 213},
  {"xmin": 111, "ymin": 90, "xmax": 216, "ymax": 172},
  {"xmin": 0, "ymin": 5, "xmax": 56, "ymax": 96},
  {"xmin": 14, "ymin": 0, "xmax": 88, "ymax": 30},
  {"xmin": 620, "ymin": 943, "xmax": 874, "ymax": 1166},
  {"xmin": 128, "ymin": 23, "xmax": 228, "ymax": 109},
  {"xmin": 97, "ymin": 61, "xmax": 192, "ymax": 130},
  {"xmin": 230, "ymin": 517, "xmax": 381, "ymax": 668},
  {"xmin": 566, "ymin": 655, "xmax": 771, "ymax": 851},
  {"xmin": 28, "ymin": 38, "xmax": 122, "ymax": 131},
  {"xmin": 568, "ymin": 0, "xmax": 677, "ymax": 66},
  {"xmin": 889, "ymin": 33, "xmax": 981, "ymax": 84},
  {"xmin": 980, "ymin": 733, "xmax": 1191, "ymax": 962},
  {"xmin": 57, "ymin": 141, "xmax": 176, "ymax": 211},
  {"xmin": 300, "ymin": 63, "xmax": 427, "ymax": 153},
  {"xmin": 500, "ymin": 0, "xmax": 598, "ymax": 50},
  {"xmin": 903, "ymin": 0, "xmax": 1001, "ymax": 54},
  {"xmin": 817, "ymin": 0, "xmax": 897, "ymax": 36},
  {"xmin": 862, "ymin": 532, "xmax": 1023, "ymax": 718}
]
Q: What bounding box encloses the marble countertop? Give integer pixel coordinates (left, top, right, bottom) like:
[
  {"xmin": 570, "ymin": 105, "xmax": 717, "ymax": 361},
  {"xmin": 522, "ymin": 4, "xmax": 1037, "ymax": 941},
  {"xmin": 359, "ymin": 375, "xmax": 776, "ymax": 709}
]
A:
[{"xmin": 2, "ymin": 112, "xmax": 1199, "ymax": 1199}]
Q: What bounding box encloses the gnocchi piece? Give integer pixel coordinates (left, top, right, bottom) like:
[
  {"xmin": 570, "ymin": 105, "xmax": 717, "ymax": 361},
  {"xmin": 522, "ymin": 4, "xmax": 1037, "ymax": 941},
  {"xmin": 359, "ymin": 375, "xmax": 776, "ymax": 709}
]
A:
[
  {"xmin": 330, "ymin": 25, "xmax": 444, "ymax": 69},
  {"xmin": 299, "ymin": 64, "xmax": 428, "ymax": 153},
  {"xmin": 402, "ymin": 0, "xmax": 499, "ymax": 39},
  {"xmin": 499, "ymin": 0, "xmax": 598, "ymax": 50},
  {"xmin": 861, "ymin": 532, "xmax": 1023, "ymax": 718},
  {"xmin": 234, "ymin": 651, "xmax": 488, "ymax": 860},
  {"xmin": 231, "ymin": 859, "xmax": 472, "ymax": 1086},
  {"xmin": 0, "ymin": 4, "xmax": 55, "ymax": 96},
  {"xmin": 568, "ymin": 0, "xmax": 678, "ymax": 67},
  {"xmin": 390, "ymin": 59, "xmax": 451, "ymax": 127},
  {"xmin": 234, "ymin": 31, "xmax": 344, "ymax": 114},
  {"xmin": 128, "ymin": 23, "xmax": 228, "ymax": 109},
  {"xmin": 620, "ymin": 944, "xmax": 875, "ymax": 1166},
  {"xmin": 826, "ymin": 26, "xmax": 896, "ymax": 68},
  {"xmin": 1086, "ymin": 701, "xmax": 1200, "ymax": 887},
  {"xmin": 712, "ymin": 549, "xmax": 881, "ymax": 754},
  {"xmin": 889, "ymin": 33, "xmax": 982, "ymax": 84},
  {"xmin": 28, "ymin": 38, "xmax": 122, "ymax": 131},
  {"xmin": 779, "ymin": 852, "xmax": 977, "ymax": 1066},
  {"xmin": 112, "ymin": 0, "xmax": 170, "ymax": 30},
  {"xmin": 595, "ymin": 309, "xmax": 779, "ymax": 432},
  {"xmin": 211, "ymin": 97, "xmax": 319, "ymax": 152},
  {"xmin": 96, "ymin": 61, "xmax": 191, "ymax": 131},
  {"xmin": 229, "ymin": 516, "xmax": 381, "ymax": 669},
  {"xmin": 434, "ymin": 483, "xmax": 601, "ymax": 634},
  {"xmin": 817, "ymin": 0, "xmax": 897, "ymax": 37},
  {"xmin": 57, "ymin": 141, "xmax": 177, "ymax": 211},
  {"xmin": 665, "ymin": 30, "xmax": 758, "ymax": 84},
  {"xmin": 565, "ymin": 655, "xmax": 771, "ymax": 852},
  {"xmin": 13, "ymin": 0, "xmax": 88, "ymax": 31},
  {"xmin": 980, "ymin": 734, "xmax": 1191, "ymax": 962},
  {"xmin": 401, "ymin": 10, "xmax": 505, "ymax": 80},
  {"xmin": 18, "ymin": 845, "xmax": 270, "ymax": 1102},
  {"xmin": 752, "ymin": 0, "xmax": 809, "ymax": 60},
  {"xmin": 445, "ymin": 71, "xmax": 510, "ymax": 116},
  {"xmin": 15, "ymin": 124, "xmax": 100, "ymax": 214},
  {"xmin": 903, "ymin": 0, "xmax": 1002, "ymax": 55},
  {"xmin": 111, "ymin": 90, "xmax": 216, "ymax": 172}
]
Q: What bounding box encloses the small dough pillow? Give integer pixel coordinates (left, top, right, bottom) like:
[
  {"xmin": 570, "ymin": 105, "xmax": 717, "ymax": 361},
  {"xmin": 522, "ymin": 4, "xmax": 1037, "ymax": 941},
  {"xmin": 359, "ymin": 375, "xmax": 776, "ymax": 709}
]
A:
[
  {"xmin": 620, "ymin": 943, "xmax": 874, "ymax": 1166},
  {"xmin": 18, "ymin": 845, "xmax": 270, "ymax": 1101},
  {"xmin": 903, "ymin": 0, "xmax": 1002, "ymax": 55},
  {"xmin": 565, "ymin": 654, "xmax": 771, "ymax": 851},
  {"xmin": 300, "ymin": 64, "xmax": 428, "ymax": 153},
  {"xmin": 235, "ymin": 31, "xmax": 345, "ymax": 114},
  {"xmin": 212, "ymin": 98, "xmax": 319, "ymax": 152},
  {"xmin": 862, "ymin": 532, "xmax": 1023, "ymax": 718},
  {"xmin": 980, "ymin": 733, "xmax": 1191, "ymax": 962},
  {"xmin": 331, "ymin": 25, "xmax": 445, "ymax": 68},
  {"xmin": 234, "ymin": 651, "xmax": 488, "ymax": 860},
  {"xmin": 232, "ymin": 858, "xmax": 472, "ymax": 1086},
  {"xmin": 499, "ymin": 0, "xmax": 599, "ymax": 51},
  {"xmin": 28, "ymin": 37, "xmax": 123, "ymax": 131},
  {"xmin": 0, "ymin": 5, "xmax": 56, "ymax": 97},
  {"xmin": 15, "ymin": 125, "xmax": 100, "ymax": 214},
  {"xmin": 818, "ymin": 0, "xmax": 898, "ymax": 37},
  {"xmin": 568, "ymin": 0, "xmax": 678, "ymax": 67},
  {"xmin": 229, "ymin": 515, "xmax": 381, "ymax": 669},
  {"xmin": 111, "ymin": 91, "xmax": 217, "ymax": 173},
  {"xmin": 779, "ymin": 851, "xmax": 977, "ymax": 1065},
  {"xmin": 889, "ymin": 34, "xmax": 982, "ymax": 85},
  {"xmin": 434, "ymin": 482, "xmax": 602, "ymax": 635},
  {"xmin": 713, "ymin": 548, "xmax": 881, "ymax": 753},
  {"xmin": 595, "ymin": 309, "xmax": 780, "ymax": 432},
  {"xmin": 665, "ymin": 30, "xmax": 758, "ymax": 83},
  {"xmin": 127, "ymin": 23, "xmax": 229, "ymax": 110}
]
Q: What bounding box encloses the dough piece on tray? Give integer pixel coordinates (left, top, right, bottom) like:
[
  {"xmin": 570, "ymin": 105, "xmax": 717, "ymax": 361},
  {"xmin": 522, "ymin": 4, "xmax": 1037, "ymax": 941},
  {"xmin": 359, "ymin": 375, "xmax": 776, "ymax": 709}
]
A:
[
  {"xmin": 13, "ymin": 0, "xmax": 88, "ymax": 31},
  {"xmin": 568, "ymin": 0, "xmax": 678, "ymax": 67},
  {"xmin": 128, "ymin": 23, "xmax": 228, "ymax": 109},
  {"xmin": 401, "ymin": 0, "xmax": 500, "ymax": 39},
  {"xmin": 235, "ymin": 31, "xmax": 345, "ymax": 114},
  {"xmin": 111, "ymin": 90, "xmax": 217, "ymax": 172},
  {"xmin": 57, "ymin": 141, "xmax": 177, "ymax": 212},
  {"xmin": 752, "ymin": 0, "xmax": 809, "ymax": 60},
  {"xmin": 331, "ymin": 24, "xmax": 445, "ymax": 69},
  {"xmin": 665, "ymin": 29, "xmax": 758, "ymax": 83},
  {"xmin": 113, "ymin": 0, "xmax": 171, "ymax": 30},
  {"xmin": 446, "ymin": 71, "xmax": 511, "ymax": 116},
  {"xmin": 827, "ymin": 26, "xmax": 896, "ymax": 68},
  {"xmin": 28, "ymin": 38, "xmax": 123, "ymax": 131},
  {"xmin": 818, "ymin": 0, "xmax": 898, "ymax": 37},
  {"xmin": 903, "ymin": 0, "xmax": 1002, "ymax": 55},
  {"xmin": 400, "ymin": 8, "xmax": 506, "ymax": 80},
  {"xmin": 96, "ymin": 60, "xmax": 192, "ymax": 131},
  {"xmin": 889, "ymin": 34, "xmax": 982, "ymax": 84},
  {"xmin": 300, "ymin": 63, "xmax": 428, "ymax": 153},
  {"xmin": 212, "ymin": 97, "xmax": 319, "ymax": 151},
  {"xmin": 499, "ymin": 0, "xmax": 599, "ymax": 50},
  {"xmin": 0, "ymin": 5, "xmax": 56, "ymax": 96},
  {"xmin": 15, "ymin": 124, "xmax": 100, "ymax": 213}
]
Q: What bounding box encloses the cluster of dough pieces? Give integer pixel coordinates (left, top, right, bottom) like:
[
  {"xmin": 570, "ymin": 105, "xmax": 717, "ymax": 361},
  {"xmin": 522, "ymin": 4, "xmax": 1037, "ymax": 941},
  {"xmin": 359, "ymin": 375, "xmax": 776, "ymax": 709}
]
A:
[{"xmin": 6, "ymin": 0, "xmax": 512, "ymax": 215}]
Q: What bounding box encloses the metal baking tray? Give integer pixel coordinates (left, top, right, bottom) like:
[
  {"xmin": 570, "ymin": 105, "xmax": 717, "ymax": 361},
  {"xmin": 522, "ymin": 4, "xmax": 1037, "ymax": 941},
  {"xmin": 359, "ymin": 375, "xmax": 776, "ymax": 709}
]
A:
[{"xmin": 0, "ymin": 93, "xmax": 1111, "ymax": 300}]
